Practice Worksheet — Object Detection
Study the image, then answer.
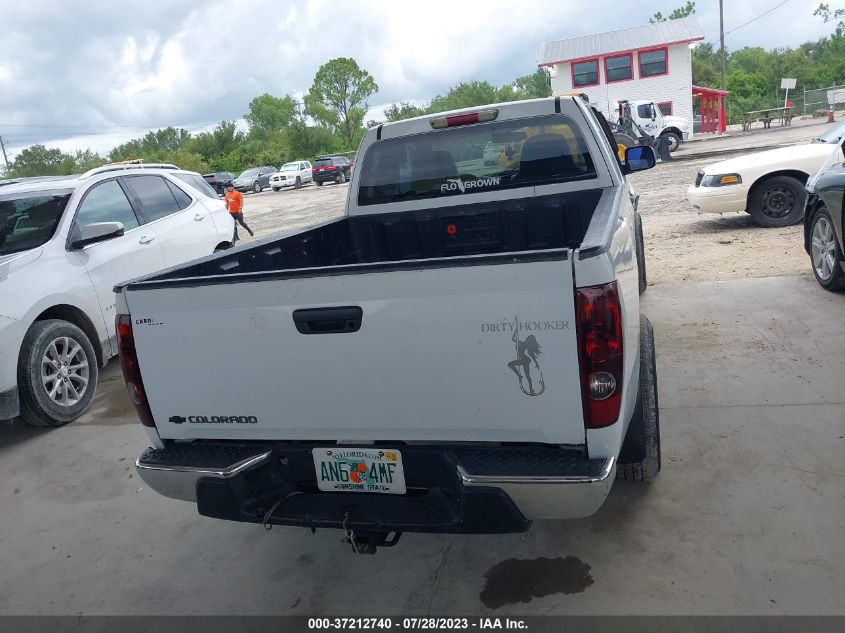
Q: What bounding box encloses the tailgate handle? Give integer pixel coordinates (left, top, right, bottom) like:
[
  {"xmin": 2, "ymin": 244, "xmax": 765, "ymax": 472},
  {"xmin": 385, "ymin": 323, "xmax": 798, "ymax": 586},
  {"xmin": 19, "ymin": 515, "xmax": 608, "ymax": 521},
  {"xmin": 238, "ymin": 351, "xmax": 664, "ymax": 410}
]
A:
[{"xmin": 293, "ymin": 306, "xmax": 363, "ymax": 334}]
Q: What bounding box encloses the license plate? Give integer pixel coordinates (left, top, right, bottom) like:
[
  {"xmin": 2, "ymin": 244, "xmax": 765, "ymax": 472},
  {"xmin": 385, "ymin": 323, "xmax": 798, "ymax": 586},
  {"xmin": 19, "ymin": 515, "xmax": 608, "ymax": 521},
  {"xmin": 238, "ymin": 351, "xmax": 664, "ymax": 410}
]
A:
[{"xmin": 312, "ymin": 448, "xmax": 406, "ymax": 494}]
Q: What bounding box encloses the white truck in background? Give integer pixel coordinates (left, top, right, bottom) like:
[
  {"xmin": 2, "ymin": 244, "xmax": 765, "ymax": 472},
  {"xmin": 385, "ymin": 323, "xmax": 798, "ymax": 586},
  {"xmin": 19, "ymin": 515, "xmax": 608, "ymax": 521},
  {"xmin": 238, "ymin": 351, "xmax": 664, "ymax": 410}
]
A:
[{"xmin": 118, "ymin": 96, "xmax": 661, "ymax": 553}]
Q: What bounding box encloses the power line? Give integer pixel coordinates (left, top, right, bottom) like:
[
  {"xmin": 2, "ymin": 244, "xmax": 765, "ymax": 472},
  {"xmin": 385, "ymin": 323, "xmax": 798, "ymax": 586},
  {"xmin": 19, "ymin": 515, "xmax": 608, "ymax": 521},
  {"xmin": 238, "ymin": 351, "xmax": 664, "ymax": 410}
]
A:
[{"xmin": 726, "ymin": 0, "xmax": 793, "ymax": 36}]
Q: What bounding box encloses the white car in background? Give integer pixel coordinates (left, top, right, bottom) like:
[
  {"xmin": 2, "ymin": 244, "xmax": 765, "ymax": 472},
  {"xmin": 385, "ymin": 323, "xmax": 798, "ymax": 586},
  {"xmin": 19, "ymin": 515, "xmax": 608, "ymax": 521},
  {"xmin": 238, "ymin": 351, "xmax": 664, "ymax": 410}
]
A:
[
  {"xmin": 270, "ymin": 161, "xmax": 313, "ymax": 191},
  {"xmin": 0, "ymin": 163, "xmax": 235, "ymax": 427},
  {"xmin": 687, "ymin": 121, "xmax": 845, "ymax": 227}
]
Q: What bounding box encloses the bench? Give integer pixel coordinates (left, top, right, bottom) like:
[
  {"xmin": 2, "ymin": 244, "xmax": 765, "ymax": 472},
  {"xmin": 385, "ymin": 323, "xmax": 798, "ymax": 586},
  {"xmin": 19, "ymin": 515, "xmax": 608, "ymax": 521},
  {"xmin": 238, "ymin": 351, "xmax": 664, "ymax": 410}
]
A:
[{"xmin": 741, "ymin": 107, "xmax": 793, "ymax": 131}]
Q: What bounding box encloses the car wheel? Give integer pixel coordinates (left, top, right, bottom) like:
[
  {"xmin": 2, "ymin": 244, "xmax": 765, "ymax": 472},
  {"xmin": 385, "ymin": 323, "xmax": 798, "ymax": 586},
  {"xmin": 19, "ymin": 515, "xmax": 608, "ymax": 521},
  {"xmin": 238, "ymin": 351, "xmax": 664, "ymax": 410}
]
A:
[
  {"xmin": 316, "ymin": 180, "xmax": 324, "ymax": 187},
  {"xmin": 613, "ymin": 133, "xmax": 637, "ymax": 163},
  {"xmin": 617, "ymin": 315, "xmax": 661, "ymax": 482},
  {"xmin": 253, "ymin": 181, "xmax": 261, "ymax": 193},
  {"xmin": 748, "ymin": 175, "xmax": 806, "ymax": 227},
  {"xmin": 295, "ymin": 177, "xmax": 302, "ymax": 189},
  {"xmin": 271, "ymin": 187, "xmax": 279, "ymax": 192},
  {"xmin": 17, "ymin": 319, "xmax": 99, "ymax": 427},
  {"xmin": 635, "ymin": 212, "xmax": 647, "ymax": 295},
  {"xmin": 809, "ymin": 207, "xmax": 845, "ymax": 291},
  {"xmin": 660, "ymin": 132, "xmax": 682, "ymax": 153},
  {"xmin": 337, "ymin": 171, "xmax": 346, "ymax": 184}
]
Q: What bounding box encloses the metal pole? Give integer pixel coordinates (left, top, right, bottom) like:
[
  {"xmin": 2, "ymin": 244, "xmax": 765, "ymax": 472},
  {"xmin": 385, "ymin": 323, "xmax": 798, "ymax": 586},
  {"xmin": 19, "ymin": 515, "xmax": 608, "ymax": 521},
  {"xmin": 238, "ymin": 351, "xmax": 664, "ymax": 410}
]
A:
[
  {"xmin": 0, "ymin": 136, "xmax": 9, "ymax": 173},
  {"xmin": 719, "ymin": 0, "xmax": 727, "ymax": 91},
  {"xmin": 783, "ymin": 87, "xmax": 789, "ymax": 109}
]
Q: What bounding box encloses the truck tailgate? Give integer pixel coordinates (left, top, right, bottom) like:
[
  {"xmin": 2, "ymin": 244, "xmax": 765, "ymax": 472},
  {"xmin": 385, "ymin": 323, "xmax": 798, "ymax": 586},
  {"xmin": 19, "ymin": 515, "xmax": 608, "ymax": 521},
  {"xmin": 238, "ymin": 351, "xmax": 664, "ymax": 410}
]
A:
[{"xmin": 126, "ymin": 254, "xmax": 585, "ymax": 444}]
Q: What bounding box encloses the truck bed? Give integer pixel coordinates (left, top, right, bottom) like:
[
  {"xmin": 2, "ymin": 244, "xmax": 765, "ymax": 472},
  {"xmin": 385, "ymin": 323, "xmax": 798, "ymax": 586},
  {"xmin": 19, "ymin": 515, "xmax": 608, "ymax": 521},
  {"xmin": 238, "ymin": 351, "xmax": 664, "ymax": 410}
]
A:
[
  {"xmin": 120, "ymin": 190, "xmax": 603, "ymax": 288},
  {"xmin": 118, "ymin": 189, "xmax": 609, "ymax": 446}
]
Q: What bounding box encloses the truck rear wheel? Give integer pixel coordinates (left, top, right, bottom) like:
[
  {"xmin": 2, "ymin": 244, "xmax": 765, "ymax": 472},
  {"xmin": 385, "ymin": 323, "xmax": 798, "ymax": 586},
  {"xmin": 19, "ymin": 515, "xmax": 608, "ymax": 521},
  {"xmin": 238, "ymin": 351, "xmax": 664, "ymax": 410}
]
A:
[
  {"xmin": 617, "ymin": 315, "xmax": 660, "ymax": 482},
  {"xmin": 17, "ymin": 319, "xmax": 99, "ymax": 427}
]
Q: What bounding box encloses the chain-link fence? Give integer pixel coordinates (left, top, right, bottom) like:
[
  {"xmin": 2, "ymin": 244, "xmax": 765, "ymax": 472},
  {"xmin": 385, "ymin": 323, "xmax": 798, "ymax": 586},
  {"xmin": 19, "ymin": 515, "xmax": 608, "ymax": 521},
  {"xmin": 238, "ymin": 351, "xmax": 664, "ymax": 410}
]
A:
[{"xmin": 803, "ymin": 84, "xmax": 845, "ymax": 116}]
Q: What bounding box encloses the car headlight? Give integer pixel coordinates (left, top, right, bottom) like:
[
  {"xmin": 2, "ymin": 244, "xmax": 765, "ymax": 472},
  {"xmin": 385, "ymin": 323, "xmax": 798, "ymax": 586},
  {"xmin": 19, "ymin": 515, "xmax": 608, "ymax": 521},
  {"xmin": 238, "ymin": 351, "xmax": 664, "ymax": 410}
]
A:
[{"xmin": 701, "ymin": 174, "xmax": 742, "ymax": 187}]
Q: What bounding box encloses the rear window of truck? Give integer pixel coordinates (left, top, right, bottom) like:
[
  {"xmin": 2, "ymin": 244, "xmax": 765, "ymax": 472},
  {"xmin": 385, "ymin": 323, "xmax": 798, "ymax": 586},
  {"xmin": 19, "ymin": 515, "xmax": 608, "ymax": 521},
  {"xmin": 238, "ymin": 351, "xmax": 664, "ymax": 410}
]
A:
[{"xmin": 357, "ymin": 114, "xmax": 596, "ymax": 206}]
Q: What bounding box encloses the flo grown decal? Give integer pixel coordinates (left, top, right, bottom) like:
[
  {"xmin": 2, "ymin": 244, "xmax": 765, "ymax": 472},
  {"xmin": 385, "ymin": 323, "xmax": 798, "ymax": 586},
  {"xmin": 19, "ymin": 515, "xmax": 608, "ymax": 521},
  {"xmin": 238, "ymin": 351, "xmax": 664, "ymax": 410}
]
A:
[{"xmin": 440, "ymin": 176, "xmax": 502, "ymax": 194}]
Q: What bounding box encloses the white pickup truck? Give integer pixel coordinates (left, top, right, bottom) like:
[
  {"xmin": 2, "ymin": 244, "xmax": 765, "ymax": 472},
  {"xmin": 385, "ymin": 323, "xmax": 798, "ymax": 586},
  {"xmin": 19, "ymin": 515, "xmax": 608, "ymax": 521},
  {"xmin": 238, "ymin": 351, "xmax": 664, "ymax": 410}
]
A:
[{"xmin": 119, "ymin": 96, "xmax": 661, "ymax": 553}]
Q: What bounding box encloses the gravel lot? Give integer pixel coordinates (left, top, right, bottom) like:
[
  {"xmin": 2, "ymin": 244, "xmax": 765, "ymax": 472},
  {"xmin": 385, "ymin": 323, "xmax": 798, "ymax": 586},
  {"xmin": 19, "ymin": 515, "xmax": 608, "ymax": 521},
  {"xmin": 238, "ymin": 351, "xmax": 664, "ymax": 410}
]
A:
[
  {"xmin": 631, "ymin": 120, "xmax": 831, "ymax": 285},
  {"xmin": 235, "ymin": 119, "xmax": 832, "ymax": 286}
]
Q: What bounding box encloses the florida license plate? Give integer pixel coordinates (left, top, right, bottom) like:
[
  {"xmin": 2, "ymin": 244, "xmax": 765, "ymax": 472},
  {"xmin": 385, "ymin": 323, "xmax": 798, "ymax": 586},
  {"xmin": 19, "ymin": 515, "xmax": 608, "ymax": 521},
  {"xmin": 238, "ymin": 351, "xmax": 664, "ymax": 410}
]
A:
[{"xmin": 313, "ymin": 448, "xmax": 406, "ymax": 494}]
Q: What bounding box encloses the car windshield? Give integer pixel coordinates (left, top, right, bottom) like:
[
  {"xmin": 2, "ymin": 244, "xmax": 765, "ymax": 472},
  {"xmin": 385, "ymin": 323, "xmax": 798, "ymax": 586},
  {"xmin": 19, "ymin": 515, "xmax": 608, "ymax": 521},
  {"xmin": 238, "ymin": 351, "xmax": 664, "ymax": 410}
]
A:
[
  {"xmin": 813, "ymin": 121, "xmax": 845, "ymax": 144},
  {"xmin": 238, "ymin": 168, "xmax": 259, "ymax": 178},
  {"xmin": 314, "ymin": 159, "xmax": 336, "ymax": 167},
  {"xmin": 281, "ymin": 163, "xmax": 300, "ymax": 171},
  {"xmin": 0, "ymin": 189, "xmax": 73, "ymax": 255},
  {"xmin": 357, "ymin": 114, "xmax": 597, "ymax": 206}
]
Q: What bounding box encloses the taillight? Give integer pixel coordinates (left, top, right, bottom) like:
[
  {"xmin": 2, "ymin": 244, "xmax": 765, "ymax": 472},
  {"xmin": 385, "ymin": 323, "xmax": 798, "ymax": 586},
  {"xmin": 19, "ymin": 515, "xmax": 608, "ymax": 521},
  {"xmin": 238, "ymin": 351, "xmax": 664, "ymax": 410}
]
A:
[
  {"xmin": 326, "ymin": 165, "xmax": 337, "ymax": 171},
  {"xmin": 430, "ymin": 108, "xmax": 498, "ymax": 129},
  {"xmin": 575, "ymin": 282, "xmax": 623, "ymax": 429},
  {"xmin": 312, "ymin": 167, "xmax": 318, "ymax": 174},
  {"xmin": 116, "ymin": 315, "xmax": 156, "ymax": 428}
]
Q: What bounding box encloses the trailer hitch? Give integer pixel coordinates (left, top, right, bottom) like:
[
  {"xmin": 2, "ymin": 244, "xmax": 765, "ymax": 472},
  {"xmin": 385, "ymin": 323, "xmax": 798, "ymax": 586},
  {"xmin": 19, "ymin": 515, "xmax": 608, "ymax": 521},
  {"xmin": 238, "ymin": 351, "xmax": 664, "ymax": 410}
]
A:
[{"xmin": 342, "ymin": 512, "xmax": 402, "ymax": 554}]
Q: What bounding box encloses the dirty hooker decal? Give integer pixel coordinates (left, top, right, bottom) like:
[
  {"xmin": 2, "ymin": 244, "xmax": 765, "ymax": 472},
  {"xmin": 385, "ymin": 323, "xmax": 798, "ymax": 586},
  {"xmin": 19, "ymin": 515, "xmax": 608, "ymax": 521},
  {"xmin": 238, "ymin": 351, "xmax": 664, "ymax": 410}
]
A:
[{"xmin": 506, "ymin": 316, "xmax": 545, "ymax": 397}]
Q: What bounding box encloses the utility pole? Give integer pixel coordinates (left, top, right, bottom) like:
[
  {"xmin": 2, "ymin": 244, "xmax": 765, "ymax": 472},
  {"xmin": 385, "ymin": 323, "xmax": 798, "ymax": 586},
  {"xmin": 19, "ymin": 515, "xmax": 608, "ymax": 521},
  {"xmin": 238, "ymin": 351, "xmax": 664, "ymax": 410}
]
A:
[
  {"xmin": 0, "ymin": 135, "xmax": 9, "ymax": 174},
  {"xmin": 719, "ymin": 0, "xmax": 727, "ymax": 91}
]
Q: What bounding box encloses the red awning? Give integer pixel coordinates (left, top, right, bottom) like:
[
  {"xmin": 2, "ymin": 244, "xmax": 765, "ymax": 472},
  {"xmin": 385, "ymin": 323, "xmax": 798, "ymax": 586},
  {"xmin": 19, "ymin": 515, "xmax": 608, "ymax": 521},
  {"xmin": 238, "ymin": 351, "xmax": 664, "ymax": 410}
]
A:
[{"xmin": 692, "ymin": 85, "xmax": 729, "ymax": 97}]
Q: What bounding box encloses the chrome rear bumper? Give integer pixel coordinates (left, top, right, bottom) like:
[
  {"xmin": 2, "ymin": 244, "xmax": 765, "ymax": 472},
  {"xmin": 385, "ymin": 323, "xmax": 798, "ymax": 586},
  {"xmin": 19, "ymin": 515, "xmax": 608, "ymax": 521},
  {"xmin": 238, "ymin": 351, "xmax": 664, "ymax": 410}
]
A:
[
  {"xmin": 458, "ymin": 457, "xmax": 615, "ymax": 519},
  {"xmin": 136, "ymin": 451, "xmax": 271, "ymax": 502},
  {"xmin": 136, "ymin": 444, "xmax": 615, "ymax": 522}
]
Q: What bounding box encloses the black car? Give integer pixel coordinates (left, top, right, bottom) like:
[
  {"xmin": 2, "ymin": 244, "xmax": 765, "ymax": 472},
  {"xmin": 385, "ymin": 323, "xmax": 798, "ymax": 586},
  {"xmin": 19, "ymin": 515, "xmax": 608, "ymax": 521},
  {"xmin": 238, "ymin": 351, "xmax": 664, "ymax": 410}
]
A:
[
  {"xmin": 202, "ymin": 172, "xmax": 235, "ymax": 195},
  {"xmin": 312, "ymin": 156, "xmax": 352, "ymax": 186},
  {"xmin": 804, "ymin": 131, "xmax": 845, "ymax": 291}
]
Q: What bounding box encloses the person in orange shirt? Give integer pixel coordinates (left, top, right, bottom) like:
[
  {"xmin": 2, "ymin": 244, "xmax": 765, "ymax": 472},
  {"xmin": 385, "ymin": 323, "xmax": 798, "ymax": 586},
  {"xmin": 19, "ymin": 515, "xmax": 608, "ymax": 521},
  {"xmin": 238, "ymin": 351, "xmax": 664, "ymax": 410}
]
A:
[{"xmin": 224, "ymin": 183, "xmax": 254, "ymax": 241}]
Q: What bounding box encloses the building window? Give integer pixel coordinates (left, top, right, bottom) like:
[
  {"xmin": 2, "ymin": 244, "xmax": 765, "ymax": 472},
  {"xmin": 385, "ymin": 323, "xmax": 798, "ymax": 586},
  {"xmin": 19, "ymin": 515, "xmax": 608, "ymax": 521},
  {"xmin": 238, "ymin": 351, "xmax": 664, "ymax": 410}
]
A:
[
  {"xmin": 657, "ymin": 101, "xmax": 673, "ymax": 116},
  {"xmin": 571, "ymin": 58, "xmax": 599, "ymax": 88},
  {"xmin": 604, "ymin": 53, "xmax": 633, "ymax": 83},
  {"xmin": 639, "ymin": 47, "xmax": 668, "ymax": 78}
]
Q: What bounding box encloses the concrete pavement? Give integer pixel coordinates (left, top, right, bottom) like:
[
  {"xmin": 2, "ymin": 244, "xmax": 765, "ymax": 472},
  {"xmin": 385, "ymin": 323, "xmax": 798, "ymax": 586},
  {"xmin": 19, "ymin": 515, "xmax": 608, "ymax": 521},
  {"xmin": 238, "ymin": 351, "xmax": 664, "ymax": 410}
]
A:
[{"xmin": 0, "ymin": 275, "xmax": 843, "ymax": 615}]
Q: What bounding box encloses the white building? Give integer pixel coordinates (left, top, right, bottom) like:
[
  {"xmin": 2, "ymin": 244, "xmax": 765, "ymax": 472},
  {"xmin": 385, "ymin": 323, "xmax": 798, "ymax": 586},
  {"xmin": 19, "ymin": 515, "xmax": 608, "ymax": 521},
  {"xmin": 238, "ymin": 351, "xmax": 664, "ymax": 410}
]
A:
[{"xmin": 538, "ymin": 17, "xmax": 705, "ymax": 126}]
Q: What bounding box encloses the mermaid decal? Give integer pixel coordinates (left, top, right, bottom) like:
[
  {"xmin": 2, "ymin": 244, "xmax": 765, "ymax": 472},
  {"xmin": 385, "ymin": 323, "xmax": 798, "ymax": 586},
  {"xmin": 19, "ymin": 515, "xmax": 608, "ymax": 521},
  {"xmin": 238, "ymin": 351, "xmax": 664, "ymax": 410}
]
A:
[{"xmin": 507, "ymin": 317, "xmax": 545, "ymax": 396}]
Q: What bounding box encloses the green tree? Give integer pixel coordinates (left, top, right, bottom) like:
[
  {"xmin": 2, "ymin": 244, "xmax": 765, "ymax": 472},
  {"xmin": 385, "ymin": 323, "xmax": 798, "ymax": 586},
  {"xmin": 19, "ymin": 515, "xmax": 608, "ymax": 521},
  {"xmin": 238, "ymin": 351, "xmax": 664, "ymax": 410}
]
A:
[
  {"xmin": 383, "ymin": 102, "xmax": 427, "ymax": 122},
  {"xmin": 245, "ymin": 94, "xmax": 298, "ymax": 139},
  {"xmin": 814, "ymin": 3, "xmax": 845, "ymax": 36},
  {"xmin": 726, "ymin": 70, "xmax": 773, "ymax": 122},
  {"xmin": 9, "ymin": 145, "xmax": 75, "ymax": 177},
  {"xmin": 287, "ymin": 121, "xmax": 344, "ymax": 161},
  {"xmin": 692, "ymin": 42, "xmax": 721, "ymax": 87},
  {"xmin": 72, "ymin": 149, "xmax": 105, "ymax": 172},
  {"xmin": 108, "ymin": 127, "xmax": 190, "ymax": 162},
  {"xmin": 427, "ymin": 81, "xmax": 502, "ymax": 113},
  {"xmin": 650, "ymin": 1, "xmax": 695, "ymax": 23},
  {"xmin": 510, "ymin": 69, "xmax": 552, "ymax": 98},
  {"xmin": 186, "ymin": 121, "xmax": 245, "ymax": 162},
  {"xmin": 305, "ymin": 58, "xmax": 378, "ymax": 148}
]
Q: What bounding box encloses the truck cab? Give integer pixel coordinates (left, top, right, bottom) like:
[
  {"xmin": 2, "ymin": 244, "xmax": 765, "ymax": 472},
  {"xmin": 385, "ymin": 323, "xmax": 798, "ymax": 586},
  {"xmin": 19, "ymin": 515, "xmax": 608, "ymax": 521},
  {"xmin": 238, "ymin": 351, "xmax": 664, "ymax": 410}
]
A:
[{"xmin": 625, "ymin": 99, "xmax": 691, "ymax": 146}]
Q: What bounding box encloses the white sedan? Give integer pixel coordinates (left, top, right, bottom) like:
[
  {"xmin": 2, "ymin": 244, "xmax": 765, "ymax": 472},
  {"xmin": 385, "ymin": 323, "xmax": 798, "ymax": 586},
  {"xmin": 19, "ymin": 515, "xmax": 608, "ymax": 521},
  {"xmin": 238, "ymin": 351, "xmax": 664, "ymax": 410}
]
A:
[
  {"xmin": 270, "ymin": 161, "xmax": 313, "ymax": 191},
  {"xmin": 687, "ymin": 121, "xmax": 845, "ymax": 227}
]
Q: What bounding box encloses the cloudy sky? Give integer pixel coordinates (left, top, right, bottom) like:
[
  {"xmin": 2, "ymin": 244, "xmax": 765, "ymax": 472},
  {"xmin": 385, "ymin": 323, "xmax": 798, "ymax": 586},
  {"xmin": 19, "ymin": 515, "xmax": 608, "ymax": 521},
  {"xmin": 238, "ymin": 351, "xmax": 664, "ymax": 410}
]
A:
[{"xmin": 0, "ymin": 0, "xmax": 834, "ymax": 160}]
